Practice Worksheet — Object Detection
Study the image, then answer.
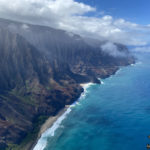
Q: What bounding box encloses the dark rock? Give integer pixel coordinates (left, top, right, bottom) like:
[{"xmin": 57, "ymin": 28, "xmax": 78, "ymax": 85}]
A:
[
  {"xmin": 0, "ymin": 140, "xmax": 7, "ymax": 150},
  {"xmin": 0, "ymin": 18, "xmax": 135, "ymax": 149}
]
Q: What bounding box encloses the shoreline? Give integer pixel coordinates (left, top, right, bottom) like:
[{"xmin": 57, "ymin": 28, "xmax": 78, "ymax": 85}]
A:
[
  {"xmin": 38, "ymin": 106, "xmax": 69, "ymax": 139},
  {"xmin": 31, "ymin": 106, "xmax": 70, "ymax": 150},
  {"xmin": 30, "ymin": 63, "xmax": 136, "ymax": 150},
  {"xmin": 31, "ymin": 83, "xmax": 92, "ymax": 150}
]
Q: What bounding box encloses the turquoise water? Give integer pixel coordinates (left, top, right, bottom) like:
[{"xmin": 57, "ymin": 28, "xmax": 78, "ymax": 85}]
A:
[{"xmin": 35, "ymin": 53, "xmax": 150, "ymax": 150}]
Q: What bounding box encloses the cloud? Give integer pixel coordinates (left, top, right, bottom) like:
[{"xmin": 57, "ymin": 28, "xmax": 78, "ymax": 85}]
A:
[
  {"xmin": 22, "ymin": 24, "xmax": 30, "ymax": 30},
  {"xmin": 0, "ymin": 0, "xmax": 150, "ymax": 46},
  {"xmin": 101, "ymin": 42, "xmax": 127, "ymax": 57},
  {"xmin": 132, "ymin": 46, "xmax": 150, "ymax": 53}
]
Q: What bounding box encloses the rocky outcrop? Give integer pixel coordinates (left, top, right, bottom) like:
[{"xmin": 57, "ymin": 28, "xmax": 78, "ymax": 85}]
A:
[
  {"xmin": 0, "ymin": 17, "xmax": 135, "ymax": 81},
  {"xmin": 0, "ymin": 18, "xmax": 135, "ymax": 149}
]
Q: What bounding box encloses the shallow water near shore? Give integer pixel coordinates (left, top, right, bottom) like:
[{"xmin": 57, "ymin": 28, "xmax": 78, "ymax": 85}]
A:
[{"xmin": 34, "ymin": 53, "xmax": 150, "ymax": 150}]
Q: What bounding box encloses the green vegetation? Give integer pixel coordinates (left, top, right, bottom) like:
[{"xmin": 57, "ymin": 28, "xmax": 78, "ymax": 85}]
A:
[
  {"xmin": 10, "ymin": 89, "xmax": 36, "ymax": 106},
  {"xmin": 6, "ymin": 115, "xmax": 49, "ymax": 150}
]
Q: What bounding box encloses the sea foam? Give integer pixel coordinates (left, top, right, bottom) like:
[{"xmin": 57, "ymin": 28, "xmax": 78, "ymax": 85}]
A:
[
  {"xmin": 131, "ymin": 61, "xmax": 142, "ymax": 67},
  {"xmin": 101, "ymin": 81, "xmax": 105, "ymax": 85},
  {"xmin": 33, "ymin": 83, "xmax": 93, "ymax": 150},
  {"xmin": 33, "ymin": 107, "xmax": 72, "ymax": 150}
]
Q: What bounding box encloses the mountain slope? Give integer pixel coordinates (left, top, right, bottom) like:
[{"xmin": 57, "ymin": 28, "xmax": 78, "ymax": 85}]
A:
[
  {"xmin": 0, "ymin": 18, "xmax": 135, "ymax": 149},
  {"xmin": 0, "ymin": 27, "xmax": 83, "ymax": 150},
  {"xmin": 0, "ymin": 18, "xmax": 134, "ymax": 79}
]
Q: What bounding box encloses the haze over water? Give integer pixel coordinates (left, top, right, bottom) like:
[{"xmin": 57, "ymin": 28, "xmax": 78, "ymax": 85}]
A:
[{"xmin": 35, "ymin": 52, "xmax": 150, "ymax": 150}]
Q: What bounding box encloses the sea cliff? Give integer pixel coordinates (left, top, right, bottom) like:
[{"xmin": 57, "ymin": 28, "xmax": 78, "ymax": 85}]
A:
[{"xmin": 0, "ymin": 18, "xmax": 135, "ymax": 150}]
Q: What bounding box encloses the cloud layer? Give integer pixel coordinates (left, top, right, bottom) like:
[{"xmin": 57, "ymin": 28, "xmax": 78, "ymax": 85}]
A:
[
  {"xmin": 132, "ymin": 46, "xmax": 150, "ymax": 53},
  {"xmin": 101, "ymin": 42, "xmax": 127, "ymax": 57},
  {"xmin": 0, "ymin": 0, "xmax": 150, "ymax": 46}
]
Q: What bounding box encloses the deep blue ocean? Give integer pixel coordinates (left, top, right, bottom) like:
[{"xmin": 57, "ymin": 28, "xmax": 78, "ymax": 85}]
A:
[{"xmin": 34, "ymin": 52, "xmax": 150, "ymax": 150}]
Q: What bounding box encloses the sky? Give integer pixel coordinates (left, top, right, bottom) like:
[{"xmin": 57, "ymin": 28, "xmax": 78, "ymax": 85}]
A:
[
  {"xmin": 76, "ymin": 0, "xmax": 150, "ymax": 25},
  {"xmin": 0, "ymin": 0, "xmax": 150, "ymax": 49}
]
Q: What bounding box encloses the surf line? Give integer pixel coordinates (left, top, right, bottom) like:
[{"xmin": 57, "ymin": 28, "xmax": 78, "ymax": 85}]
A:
[{"xmin": 33, "ymin": 83, "xmax": 94, "ymax": 150}]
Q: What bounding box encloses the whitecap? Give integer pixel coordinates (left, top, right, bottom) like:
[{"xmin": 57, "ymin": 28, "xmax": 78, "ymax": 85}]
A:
[
  {"xmin": 33, "ymin": 83, "xmax": 93, "ymax": 150},
  {"xmin": 131, "ymin": 61, "xmax": 142, "ymax": 67},
  {"xmin": 101, "ymin": 81, "xmax": 105, "ymax": 85},
  {"xmin": 115, "ymin": 68, "xmax": 122, "ymax": 75},
  {"xmin": 80, "ymin": 83, "xmax": 94, "ymax": 99},
  {"xmin": 33, "ymin": 107, "xmax": 72, "ymax": 150}
]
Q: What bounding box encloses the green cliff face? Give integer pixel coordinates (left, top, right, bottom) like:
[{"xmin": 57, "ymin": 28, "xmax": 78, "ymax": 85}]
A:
[{"xmin": 0, "ymin": 18, "xmax": 135, "ymax": 149}]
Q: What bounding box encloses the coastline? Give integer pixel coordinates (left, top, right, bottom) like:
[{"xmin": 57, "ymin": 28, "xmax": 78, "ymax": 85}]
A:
[
  {"xmin": 30, "ymin": 62, "xmax": 137, "ymax": 150},
  {"xmin": 30, "ymin": 56, "xmax": 148, "ymax": 150},
  {"xmin": 30, "ymin": 64, "xmax": 135, "ymax": 150},
  {"xmin": 30, "ymin": 106, "xmax": 69, "ymax": 150},
  {"xmin": 31, "ymin": 83, "xmax": 93, "ymax": 150},
  {"xmin": 38, "ymin": 107, "xmax": 69, "ymax": 139}
]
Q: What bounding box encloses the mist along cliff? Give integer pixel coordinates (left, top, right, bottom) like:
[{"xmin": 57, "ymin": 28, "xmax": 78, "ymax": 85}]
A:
[{"xmin": 0, "ymin": 18, "xmax": 135, "ymax": 150}]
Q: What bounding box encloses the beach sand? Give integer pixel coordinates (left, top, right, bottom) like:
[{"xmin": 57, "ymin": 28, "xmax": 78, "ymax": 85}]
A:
[
  {"xmin": 31, "ymin": 106, "xmax": 69, "ymax": 150},
  {"xmin": 38, "ymin": 107, "xmax": 69, "ymax": 139},
  {"xmin": 32, "ymin": 83, "xmax": 91, "ymax": 150}
]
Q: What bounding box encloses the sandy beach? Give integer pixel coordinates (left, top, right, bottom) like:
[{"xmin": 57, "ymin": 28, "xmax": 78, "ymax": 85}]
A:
[
  {"xmin": 38, "ymin": 107, "xmax": 69, "ymax": 139},
  {"xmin": 32, "ymin": 83, "xmax": 91, "ymax": 150},
  {"xmin": 31, "ymin": 106, "xmax": 70, "ymax": 150}
]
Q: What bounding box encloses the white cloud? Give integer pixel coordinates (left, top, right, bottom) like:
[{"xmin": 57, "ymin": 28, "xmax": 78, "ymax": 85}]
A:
[
  {"xmin": 101, "ymin": 42, "xmax": 126, "ymax": 57},
  {"xmin": 0, "ymin": 0, "xmax": 150, "ymax": 46},
  {"xmin": 132, "ymin": 46, "xmax": 150, "ymax": 53},
  {"xmin": 22, "ymin": 24, "xmax": 29, "ymax": 30}
]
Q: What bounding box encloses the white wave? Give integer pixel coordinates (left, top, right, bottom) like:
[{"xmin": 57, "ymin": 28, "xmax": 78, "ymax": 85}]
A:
[
  {"xmin": 33, "ymin": 107, "xmax": 72, "ymax": 150},
  {"xmin": 101, "ymin": 81, "xmax": 105, "ymax": 85},
  {"xmin": 130, "ymin": 61, "xmax": 142, "ymax": 67},
  {"xmin": 33, "ymin": 139, "xmax": 47, "ymax": 150},
  {"xmin": 98, "ymin": 78, "xmax": 105, "ymax": 85},
  {"xmin": 130, "ymin": 63, "xmax": 135, "ymax": 66},
  {"xmin": 33, "ymin": 83, "xmax": 93, "ymax": 150},
  {"xmin": 80, "ymin": 83, "xmax": 94, "ymax": 99},
  {"xmin": 80, "ymin": 83, "xmax": 93, "ymax": 89},
  {"xmin": 115, "ymin": 68, "xmax": 122, "ymax": 75}
]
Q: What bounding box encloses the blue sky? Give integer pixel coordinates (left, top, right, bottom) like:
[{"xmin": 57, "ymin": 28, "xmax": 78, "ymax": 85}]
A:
[
  {"xmin": 76, "ymin": 0, "xmax": 150, "ymax": 25},
  {"xmin": 0, "ymin": 0, "xmax": 150, "ymax": 47}
]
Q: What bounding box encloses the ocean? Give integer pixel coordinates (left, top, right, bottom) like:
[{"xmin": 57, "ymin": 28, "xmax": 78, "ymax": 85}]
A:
[{"xmin": 34, "ymin": 52, "xmax": 150, "ymax": 150}]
